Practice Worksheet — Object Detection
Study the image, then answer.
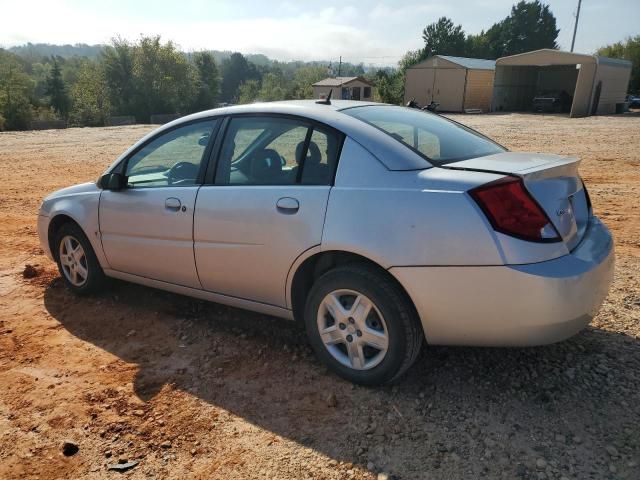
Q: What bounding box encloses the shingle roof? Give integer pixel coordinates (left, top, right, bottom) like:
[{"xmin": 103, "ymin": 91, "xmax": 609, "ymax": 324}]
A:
[
  {"xmin": 312, "ymin": 76, "xmax": 373, "ymax": 87},
  {"xmin": 437, "ymin": 55, "xmax": 496, "ymax": 70}
]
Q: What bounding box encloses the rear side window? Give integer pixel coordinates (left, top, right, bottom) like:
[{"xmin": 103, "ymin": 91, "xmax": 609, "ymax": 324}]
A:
[
  {"xmin": 343, "ymin": 105, "xmax": 505, "ymax": 165},
  {"xmin": 215, "ymin": 116, "xmax": 343, "ymax": 186}
]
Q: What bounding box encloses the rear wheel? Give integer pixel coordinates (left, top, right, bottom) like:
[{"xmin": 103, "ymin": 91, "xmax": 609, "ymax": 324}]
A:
[
  {"xmin": 304, "ymin": 264, "xmax": 423, "ymax": 385},
  {"xmin": 54, "ymin": 223, "xmax": 105, "ymax": 295}
]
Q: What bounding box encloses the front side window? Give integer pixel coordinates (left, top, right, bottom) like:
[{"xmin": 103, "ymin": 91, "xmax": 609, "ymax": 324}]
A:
[
  {"xmin": 343, "ymin": 106, "xmax": 505, "ymax": 165},
  {"xmin": 216, "ymin": 116, "xmax": 342, "ymax": 186},
  {"xmin": 125, "ymin": 120, "xmax": 217, "ymax": 188}
]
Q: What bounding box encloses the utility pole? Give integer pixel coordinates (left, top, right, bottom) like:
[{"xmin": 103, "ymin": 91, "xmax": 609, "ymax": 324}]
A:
[
  {"xmin": 338, "ymin": 56, "xmax": 342, "ymax": 77},
  {"xmin": 570, "ymin": 0, "xmax": 582, "ymax": 52}
]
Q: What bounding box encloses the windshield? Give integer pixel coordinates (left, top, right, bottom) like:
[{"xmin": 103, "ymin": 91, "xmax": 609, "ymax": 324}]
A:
[{"xmin": 343, "ymin": 105, "xmax": 506, "ymax": 166}]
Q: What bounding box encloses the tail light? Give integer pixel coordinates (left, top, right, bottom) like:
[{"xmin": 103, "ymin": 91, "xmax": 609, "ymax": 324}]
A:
[{"xmin": 470, "ymin": 176, "xmax": 561, "ymax": 243}]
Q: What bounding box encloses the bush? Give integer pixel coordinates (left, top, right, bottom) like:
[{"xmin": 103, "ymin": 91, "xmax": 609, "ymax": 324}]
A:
[
  {"xmin": 2, "ymin": 96, "xmax": 33, "ymax": 130},
  {"xmin": 0, "ymin": 113, "xmax": 5, "ymax": 131}
]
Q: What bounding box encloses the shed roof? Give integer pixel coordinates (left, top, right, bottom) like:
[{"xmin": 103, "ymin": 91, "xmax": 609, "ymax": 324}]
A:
[
  {"xmin": 497, "ymin": 49, "xmax": 594, "ymax": 66},
  {"xmin": 409, "ymin": 55, "xmax": 496, "ymax": 71},
  {"xmin": 312, "ymin": 76, "xmax": 374, "ymax": 87},
  {"xmin": 496, "ymin": 48, "xmax": 632, "ymax": 69},
  {"xmin": 437, "ymin": 55, "xmax": 496, "ymax": 70}
]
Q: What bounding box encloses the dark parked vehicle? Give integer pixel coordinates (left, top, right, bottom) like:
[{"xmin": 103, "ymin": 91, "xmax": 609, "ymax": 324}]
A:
[
  {"xmin": 627, "ymin": 94, "xmax": 640, "ymax": 109},
  {"xmin": 532, "ymin": 91, "xmax": 573, "ymax": 113}
]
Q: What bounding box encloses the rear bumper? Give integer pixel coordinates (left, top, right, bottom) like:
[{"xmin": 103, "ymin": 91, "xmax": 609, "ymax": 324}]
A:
[{"xmin": 390, "ymin": 217, "xmax": 614, "ymax": 346}]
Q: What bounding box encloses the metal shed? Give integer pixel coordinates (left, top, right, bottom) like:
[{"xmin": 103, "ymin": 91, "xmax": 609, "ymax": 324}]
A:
[
  {"xmin": 492, "ymin": 49, "xmax": 632, "ymax": 117},
  {"xmin": 404, "ymin": 55, "xmax": 496, "ymax": 112}
]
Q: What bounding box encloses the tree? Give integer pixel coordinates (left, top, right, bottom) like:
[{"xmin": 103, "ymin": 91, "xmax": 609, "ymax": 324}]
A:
[
  {"xmin": 132, "ymin": 36, "xmax": 196, "ymax": 120},
  {"xmin": 487, "ymin": 1, "xmax": 559, "ymax": 58},
  {"xmin": 103, "ymin": 36, "xmax": 198, "ymax": 122},
  {"xmin": 192, "ymin": 51, "xmax": 219, "ymax": 111},
  {"xmin": 70, "ymin": 61, "xmax": 110, "ymax": 126},
  {"xmin": 465, "ymin": 31, "xmax": 492, "ymax": 59},
  {"xmin": 256, "ymin": 72, "xmax": 288, "ymax": 101},
  {"xmin": 598, "ymin": 36, "xmax": 640, "ymax": 93},
  {"xmin": 102, "ymin": 38, "xmax": 136, "ymax": 116},
  {"xmin": 0, "ymin": 50, "xmax": 34, "ymax": 130},
  {"xmin": 398, "ymin": 49, "xmax": 425, "ymax": 73},
  {"xmin": 374, "ymin": 70, "xmax": 404, "ymax": 105},
  {"xmin": 220, "ymin": 53, "xmax": 260, "ymax": 103},
  {"xmin": 237, "ymin": 79, "xmax": 260, "ymax": 104},
  {"xmin": 45, "ymin": 57, "xmax": 70, "ymax": 118},
  {"xmin": 422, "ymin": 17, "xmax": 466, "ymax": 57},
  {"xmin": 290, "ymin": 66, "xmax": 327, "ymax": 99}
]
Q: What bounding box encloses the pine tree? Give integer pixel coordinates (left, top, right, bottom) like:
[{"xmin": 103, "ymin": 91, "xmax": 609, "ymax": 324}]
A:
[{"xmin": 46, "ymin": 57, "xmax": 70, "ymax": 118}]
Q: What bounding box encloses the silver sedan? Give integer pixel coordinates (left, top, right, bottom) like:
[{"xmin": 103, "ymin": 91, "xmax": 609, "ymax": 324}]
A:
[{"xmin": 37, "ymin": 100, "xmax": 614, "ymax": 384}]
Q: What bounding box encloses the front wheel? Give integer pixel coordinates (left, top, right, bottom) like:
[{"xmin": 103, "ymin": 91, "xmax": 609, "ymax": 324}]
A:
[
  {"xmin": 54, "ymin": 223, "xmax": 105, "ymax": 295},
  {"xmin": 304, "ymin": 264, "xmax": 423, "ymax": 385}
]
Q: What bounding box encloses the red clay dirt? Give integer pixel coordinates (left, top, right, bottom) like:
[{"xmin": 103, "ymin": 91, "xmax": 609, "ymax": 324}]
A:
[{"xmin": 0, "ymin": 113, "xmax": 638, "ymax": 479}]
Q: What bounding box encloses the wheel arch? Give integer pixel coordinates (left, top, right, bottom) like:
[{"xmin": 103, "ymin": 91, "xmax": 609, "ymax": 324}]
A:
[
  {"xmin": 288, "ymin": 249, "xmax": 422, "ymax": 331},
  {"xmin": 47, "ymin": 214, "xmax": 83, "ymax": 261}
]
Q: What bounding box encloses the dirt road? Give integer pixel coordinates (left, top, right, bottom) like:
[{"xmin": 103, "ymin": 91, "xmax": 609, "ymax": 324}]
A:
[{"xmin": 1, "ymin": 113, "xmax": 638, "ymax": 479}]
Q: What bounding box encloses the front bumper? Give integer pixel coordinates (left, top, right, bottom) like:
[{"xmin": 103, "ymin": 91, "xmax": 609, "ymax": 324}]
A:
[
  {"xmin": 37, "ymin": 214, "xmax": 54, "ymax": 261},
  {"xmin": 390, "ymin": 217, "xmax": 614, "ymax": 347}
]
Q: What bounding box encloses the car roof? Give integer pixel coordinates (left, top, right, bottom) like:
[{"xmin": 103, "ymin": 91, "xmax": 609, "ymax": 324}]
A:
[
  {"xmin": 184, "ymin": 99, "xmax": 382, "ymax": 115},
  {"xmin": 110, "ymin": 101, "xmax": 432, "ymax": 172}
]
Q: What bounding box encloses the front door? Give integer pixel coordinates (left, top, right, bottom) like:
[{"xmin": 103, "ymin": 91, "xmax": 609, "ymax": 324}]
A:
[
  {"xmin": 194, "ymin": 115, "xmax": 344, "ymax": 307},
  {"xmin": 99, "ymin": 119, "xmax": 218, "ymax": 289}
]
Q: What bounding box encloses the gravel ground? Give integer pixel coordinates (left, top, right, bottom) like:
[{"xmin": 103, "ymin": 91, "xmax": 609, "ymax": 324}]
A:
[{"xmin": 0, "ymin": 112, "xmax": 638, "ymax": 479}]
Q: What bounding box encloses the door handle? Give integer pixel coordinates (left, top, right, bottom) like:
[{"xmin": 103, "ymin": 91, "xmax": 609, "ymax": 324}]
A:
[
  {"xmin": 276, "ymin": 197, "xmax": 299, "ymax": 214},
  {"xmin": 165, "ymin": 197, "xmax": 181, "ymax": 211}
]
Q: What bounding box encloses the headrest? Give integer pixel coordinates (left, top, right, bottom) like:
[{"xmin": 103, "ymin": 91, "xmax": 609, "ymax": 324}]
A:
[{"xmin": 295, "ymin": 141, "xmax": 322, "ymax": 165}]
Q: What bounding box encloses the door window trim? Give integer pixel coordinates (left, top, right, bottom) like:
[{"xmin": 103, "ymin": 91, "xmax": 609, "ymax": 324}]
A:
[
  {"xmin": 203, "ymin": 113, "xmax": 346, "ymax": 187},
  {"xmin": 113, "ymin": 117, "xmax": 222, "ymax": 187}
]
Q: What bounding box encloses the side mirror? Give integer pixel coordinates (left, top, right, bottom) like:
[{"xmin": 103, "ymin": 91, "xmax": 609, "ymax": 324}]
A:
[
  {"xmin": 198, "ymin": 134, "xmax": 210, "ymax": 147},
  {"xmin": 98, "ymin": 173, "xmax": 126, "ymax": 191}
]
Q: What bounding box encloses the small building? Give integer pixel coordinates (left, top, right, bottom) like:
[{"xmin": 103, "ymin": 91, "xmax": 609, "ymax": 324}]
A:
[
  {"xmin": 404, "ymin": 55, "xmax": 496, "ymax": 112},
  {"xmin": 312, "ymin": 77, "xmax": 375, "ymax": 101},
  {"xmin": 492, "ymin": 49, "xmax": 632, "ymax": 117}
]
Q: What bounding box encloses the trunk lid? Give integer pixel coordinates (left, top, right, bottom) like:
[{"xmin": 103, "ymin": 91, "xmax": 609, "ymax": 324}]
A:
[{"xmin": 449, "ymin": 152, "xmax": 590, "ymax": 250}]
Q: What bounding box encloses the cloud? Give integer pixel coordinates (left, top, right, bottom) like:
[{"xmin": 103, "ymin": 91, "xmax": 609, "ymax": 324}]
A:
[{"xmin": 2, "ymin": 0, "xmax": 637, "ymax": 63}]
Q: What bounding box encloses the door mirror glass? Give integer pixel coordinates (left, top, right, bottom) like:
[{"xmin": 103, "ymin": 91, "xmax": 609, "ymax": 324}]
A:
[{"xmin": 98, "ymin": 173, "xmax": 125, "ymax": 191}]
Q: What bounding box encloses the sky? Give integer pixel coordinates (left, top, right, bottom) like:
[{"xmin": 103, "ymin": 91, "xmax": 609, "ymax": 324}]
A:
[{"xmin": 1, "ymin": 0, "xmax": 638, "ymax": 66}]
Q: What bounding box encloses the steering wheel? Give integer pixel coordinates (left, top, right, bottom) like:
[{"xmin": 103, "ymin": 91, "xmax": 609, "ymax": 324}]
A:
[{"xmin": 167, "ymin": 162, "xmax": 199, "ymax": 185}]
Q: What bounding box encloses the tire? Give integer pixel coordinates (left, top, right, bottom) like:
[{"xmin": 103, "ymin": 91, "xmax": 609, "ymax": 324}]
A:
[
  {"xmin": 304, "ymin": 263, "xmax": 423, "ymax": 385},
  {"xmin": 54, "ymin": 222, "xmax": 106, "ymax": 295}
]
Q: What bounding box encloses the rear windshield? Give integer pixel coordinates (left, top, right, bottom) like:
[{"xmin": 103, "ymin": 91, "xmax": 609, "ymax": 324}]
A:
[{"xmin": 343, "ymin": 105, "xmax": 506, "ymax": 166}]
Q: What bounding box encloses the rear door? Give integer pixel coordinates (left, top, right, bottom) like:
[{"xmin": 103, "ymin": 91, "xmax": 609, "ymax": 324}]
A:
[{"xmin": 194, "ymin": 115, "xmax": 344, "ymax": 307}]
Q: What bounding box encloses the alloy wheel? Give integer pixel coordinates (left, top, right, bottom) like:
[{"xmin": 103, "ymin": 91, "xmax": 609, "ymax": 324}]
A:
[
  {"xmin": 317, "ymin": 289, "xmax": 389, "ymax": 370},
  {"xmin": 59, "ymin": 235, "xmax": 88, "ymax": 287}
]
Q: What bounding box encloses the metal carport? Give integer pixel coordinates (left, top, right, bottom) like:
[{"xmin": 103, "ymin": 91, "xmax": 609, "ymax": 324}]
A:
[{"xmin": 492, "ymin": 49, "xmax": 632, "ymax": 117}]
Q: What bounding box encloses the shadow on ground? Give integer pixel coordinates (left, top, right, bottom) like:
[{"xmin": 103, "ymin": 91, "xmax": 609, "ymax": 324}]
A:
[{"xmin": 43, "ymin": 277, "xmax": 640, "ymax": 478}]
